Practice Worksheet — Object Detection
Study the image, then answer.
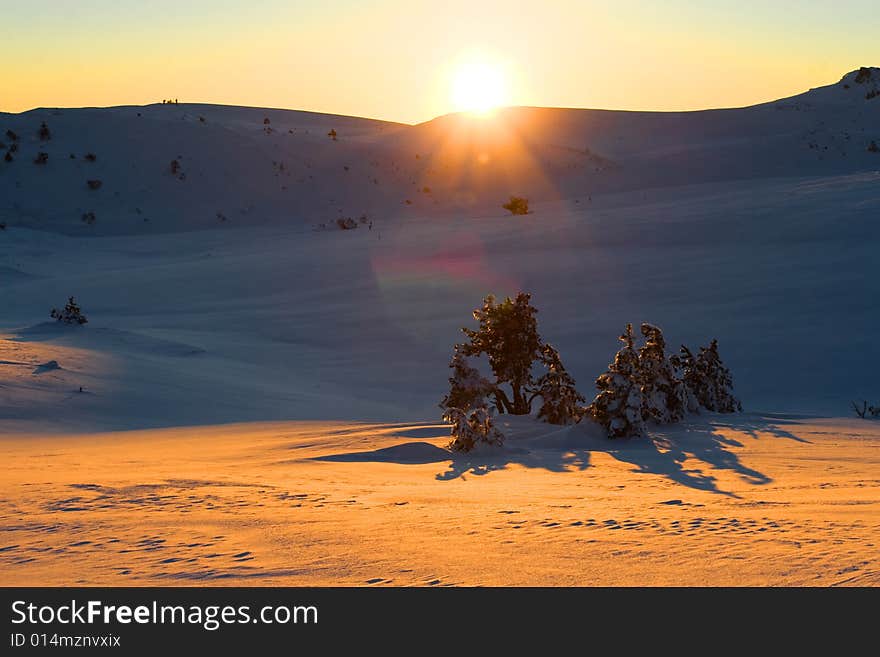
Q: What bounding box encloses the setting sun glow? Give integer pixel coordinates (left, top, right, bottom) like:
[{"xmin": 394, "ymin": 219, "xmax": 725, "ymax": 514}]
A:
[{"xmin": 451, "ymin": 57, "xmax": 509, "ymax": 115}]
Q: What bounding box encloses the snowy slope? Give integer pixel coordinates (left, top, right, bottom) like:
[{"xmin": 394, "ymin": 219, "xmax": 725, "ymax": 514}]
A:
[
  {"xmin": 1, "ymin": 69, "xmax": 878, "ymax": 235},
  {"xmin": 0, "ymin": 69, "xmax": 878, "ymax": 431},
  {"xmin": 1, "ymin": 172, "xmax": 878, "ymax": 429}
]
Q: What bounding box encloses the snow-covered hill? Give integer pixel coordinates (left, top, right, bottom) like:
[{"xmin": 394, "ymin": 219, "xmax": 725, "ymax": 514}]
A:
[
  {"xmin": 1, "ymin": 69, "xmax": 878, "ymax": 235},
  {"xmin": 0, "ymin": 69, "xmax": 878, "ymax": 430}
]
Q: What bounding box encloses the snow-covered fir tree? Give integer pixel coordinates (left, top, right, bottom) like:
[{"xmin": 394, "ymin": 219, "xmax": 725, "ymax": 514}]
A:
[
  {"xmin": 588, "ymin": 324, "xmax": 645, "ymax": 438},
  {"xmin": 439, "ymin": 349, "xmax": 495, "ymax": 414},
  {"xmin": 50, "ymin": 297, "xmax": 88, "ymax": 325},
  {"xmin": 637, "ymin": 323, "xmax": 686, "ymax": 424},
  {"xmin": 440, "ymin": 349, "xmax": 504, "ymax": 451},
  {"xmin": 443, "ymin": 405, "xmax": 504, "ymax": 452},
  {"xmin": 694, "ymin": 339, "xmax": 742, "ymax": 413},
  {"xmin": 669, "ymin": 345, "xmax": 702, "ymax": 413},
  {"xmin": 535, "ymin": 344, "xmax": 585, "ymax": 425}
]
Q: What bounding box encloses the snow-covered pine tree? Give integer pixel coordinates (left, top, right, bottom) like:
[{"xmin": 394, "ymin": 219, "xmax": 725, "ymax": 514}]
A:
[
  {"xmin": 535, "ymin": 343, "xmax": 585, "ymax": 424},
  {"xmin": 637, "ymin": 323, "xmax": 686, "ymax": 424},
  {"xmin": 50, "ymin": 297, "xmax": 88, "ymax": 325},
  {"xmin": 440, "ymin": 350, "xmax": 504, "ymax": 451},
  {"xmin": 439, "ymin": 349, "xmax": 495, "ymax": 414},
  {"xmin": 458, "ymin": 292, "xmax": 543, "ymax": 415},
  {"xmin": 669, "ymin": 345, "xmax": 702, "ymax": 413},
  {"xmin": 443, "ymin": 406, "xmax": 504, "ymax": 452},
  {"xmin": 588, "ymin": 324, "xmax": 645, "ymax": 438},
  {"xmin": 695, "ymin": 339, "xmax": 742, "ymax": 412}
]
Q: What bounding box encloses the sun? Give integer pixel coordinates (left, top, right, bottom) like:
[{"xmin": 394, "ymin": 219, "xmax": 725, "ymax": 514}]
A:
[{"xmin": 451, "ymin": 57, "xmax": 509, "ymax": 116}]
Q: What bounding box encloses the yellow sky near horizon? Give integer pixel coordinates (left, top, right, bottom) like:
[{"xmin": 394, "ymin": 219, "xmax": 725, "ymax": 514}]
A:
[{"xmin": 1, "ymin": 0, "xmax": 876, "ymax": 123}]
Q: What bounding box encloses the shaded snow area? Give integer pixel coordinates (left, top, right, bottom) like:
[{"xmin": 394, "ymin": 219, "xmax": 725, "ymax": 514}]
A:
[
  {"xmin": 1, "ymin": 69, "xmax": 878, "ymax": 585},
  {"xmin": 1, "ymin": 172, "xmax": 876, "ymax": 427}
]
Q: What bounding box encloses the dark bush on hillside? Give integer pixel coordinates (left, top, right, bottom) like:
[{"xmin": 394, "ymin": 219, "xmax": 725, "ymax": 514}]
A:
[
  {"xmin": 81, "ymin": 212, "xmax": 96, "ymax": 225},
  {"xmin": 503, "ymin": 196, "xmax": 529, "ymax": 215},
  {"xmin": 5, "ymin": 129, "xmax": 18, "ymax": 141},
  {"xmin": 39, "ymin": 122, "xmax": 51, "ymax": 141},
  {"xmin": 336, "ymin": 217, "xmax": 357, "ymax": 230},
  {"xmin": 851, "ymin": 400, "xmax": 879, "ymax": 419},
  {"xmin": 86, "ymin": 179, "xmax": 102, "ymax": 190},
  {"xmin": 34, "ymin": 152, "xmax": 48, "ymax": 165},
  {"xmin": 84, "ymin": 153, "xmax": 97, "ymax": 162},
  {"xmin": 50, "ymin": 297, "xmax": 88, "ymax": 325},
  {"xmin": 868, "ymin": 140, "xmax": 879, "ymax": 153},
  {"xmin": 854, "ymin": 67, "xmax": 874, "ymax": 84},
  {"xmin": 170, "ymin": 159, "xmax": 180, "ymax": 175},
  {"xmin": 327, "ymin": 129, "xmax": 337, "ymax": 141},
  {"xmin": 3, "ymin": 151, "xmax": 11, "ymax": 163}
]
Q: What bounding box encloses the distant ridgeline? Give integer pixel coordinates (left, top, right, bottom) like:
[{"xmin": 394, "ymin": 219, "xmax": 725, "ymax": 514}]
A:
[{"xmin": 1, "ymin": 67, "xmax": 878, "ymax": 234}]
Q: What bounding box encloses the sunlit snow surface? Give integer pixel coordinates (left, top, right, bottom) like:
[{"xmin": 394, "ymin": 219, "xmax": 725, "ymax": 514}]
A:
[{"xmin": 1, "ymin": 70, "xmax": 878, "ymax": 585}]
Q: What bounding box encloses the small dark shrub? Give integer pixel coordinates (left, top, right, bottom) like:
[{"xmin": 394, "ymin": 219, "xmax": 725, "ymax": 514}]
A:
[
  {"xmin": 5, "ymin": 129, "xmax": 18, "ymax": 141},
  {"xmin": 868, "ymin": 140, "xmax": 879, "ymax": 153},
  {"xmin": 86, "ymin": 179, "xmax": 102, "ymax": 190},
  {"xmin": 34, "ymin": 152, "xmax": 48, "ymax": 165},
  {"xmin": 854, "ymin": 67, "xmax": 873, "ymax": 84},
  {"xmin": 50, "ymin": 297, "xmax": 88, "ymax": 325},
  {"xmin": 84, "ymin": 153, "xmax": 97, "ymax": 162},
  {"xmin": 39, "ymin": 121, "xmax": 51, "ymax": 141},
  {"xmin": 81, "ymin": 211, "xmax": 96, "ymax": 225},
  {"xmin": 170, "ymin": 159, "xmax": 180, "ymax": 175},
  {"xmin": 852, "ymin": 400, "xmax": 879, "ymax": 418},
  {"xmin": 503, "ymin": 196, "xmax": 529, "ymax": 215},
  {"xmin": 328, "ymin": 129, "xmax": 337, "ymax": 141}
]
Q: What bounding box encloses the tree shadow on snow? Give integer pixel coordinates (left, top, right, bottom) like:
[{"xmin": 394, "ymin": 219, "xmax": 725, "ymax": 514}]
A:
[
  {"xmin": 435, "ymin": 445, "xmax": 592, "ymax": 481},
  {"xmin": 708, "ymin": 413, "xmax": 812, "ymax": 444},
  {"xmin": 315, "ymin": 413, "xmax": 810, "ymax": 496},
  {"xmin": 604, "ymin": 426, "xmax": 762, "ymax": 498}
]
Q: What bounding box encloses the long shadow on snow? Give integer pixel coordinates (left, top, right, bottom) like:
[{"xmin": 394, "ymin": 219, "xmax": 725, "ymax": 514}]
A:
[{"xmin": 315, "ymin": 413, "xmax": 809, "ymax": 496}]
